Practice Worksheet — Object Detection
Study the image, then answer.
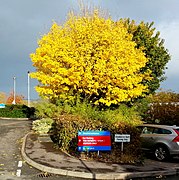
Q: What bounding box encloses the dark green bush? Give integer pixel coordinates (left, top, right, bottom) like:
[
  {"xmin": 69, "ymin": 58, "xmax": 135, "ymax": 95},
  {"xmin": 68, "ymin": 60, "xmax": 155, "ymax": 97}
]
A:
[{"xmin": 0, "ymin": 104, "xmax": 35, "ymax": 118}]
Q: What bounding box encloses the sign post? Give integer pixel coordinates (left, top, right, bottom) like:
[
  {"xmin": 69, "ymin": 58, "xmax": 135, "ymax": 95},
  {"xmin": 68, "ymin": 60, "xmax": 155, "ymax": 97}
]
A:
[{"xmin": 114, "ymin": 134, "xmax": 130, "ymax": 152}]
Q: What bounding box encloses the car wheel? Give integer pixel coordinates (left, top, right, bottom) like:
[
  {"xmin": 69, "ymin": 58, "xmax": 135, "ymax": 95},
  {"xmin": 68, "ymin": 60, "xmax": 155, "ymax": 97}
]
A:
[{"xmin": 154, "ymin": 145, "xmax": 170, "ymax": 161}]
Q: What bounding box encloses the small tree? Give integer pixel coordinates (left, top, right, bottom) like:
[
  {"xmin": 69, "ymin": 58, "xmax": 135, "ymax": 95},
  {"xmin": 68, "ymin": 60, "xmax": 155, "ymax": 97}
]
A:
[
  {"xmin": 146, "ymin": 90, "xmax": 179, "ymax": 125},
  {"xmin": 6, "ymin": 91, "xmax": 24, "ymax": 105},
  {"xmin": 151, "ymin": 90, "xmax": 179, "ymax": 103}
]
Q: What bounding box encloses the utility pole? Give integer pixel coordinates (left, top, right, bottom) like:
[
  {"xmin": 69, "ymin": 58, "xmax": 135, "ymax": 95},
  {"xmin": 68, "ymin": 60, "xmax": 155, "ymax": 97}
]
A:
[
  {"xmin": 12, "ymin": 76, "xmax": 16, "ymax": 104},
  {"xmin": 27, "ymin": 71, "xmax": 30, "ymax": 107}
]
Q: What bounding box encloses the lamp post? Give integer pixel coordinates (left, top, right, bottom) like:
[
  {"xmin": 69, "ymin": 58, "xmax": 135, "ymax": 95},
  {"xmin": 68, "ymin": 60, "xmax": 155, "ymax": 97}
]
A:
[
  {"xmin": 12, "ymin": 76, "xmax": 16, "ymax": 104},
  {"xmin": 27, "ymin": 71, "xmax": 30, "ymax": 107}
]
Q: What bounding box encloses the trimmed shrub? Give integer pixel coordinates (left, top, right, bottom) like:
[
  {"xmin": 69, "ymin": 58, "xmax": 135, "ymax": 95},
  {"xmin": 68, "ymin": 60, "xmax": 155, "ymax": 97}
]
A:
[
  {"xmin": 51, "ymin": 114, "xmax": 142, "ymax": 164},
  {"xmin": 34, "ymin": 99, "xmax": 143, "ymax": 163},
  {"xmin": 34, "ymin": 100, "xmax": 62, "ymax": 119},
  {"xmin": 0, "ymin": 104, "xmax": 35, "ymax": 118},
  {"xmin": 34, "ymin": 99, "xmax": 142, "ymax": 126},
  {"xmin": 32, "ymin": 118, "xmax": 54, "ymax": 134}
]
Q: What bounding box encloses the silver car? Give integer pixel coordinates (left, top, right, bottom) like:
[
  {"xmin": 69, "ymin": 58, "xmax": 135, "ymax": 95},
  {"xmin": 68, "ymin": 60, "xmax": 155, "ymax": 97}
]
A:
[{"xmin": 137, "ymin": 124, "xmax": 179, "ymax": 161}]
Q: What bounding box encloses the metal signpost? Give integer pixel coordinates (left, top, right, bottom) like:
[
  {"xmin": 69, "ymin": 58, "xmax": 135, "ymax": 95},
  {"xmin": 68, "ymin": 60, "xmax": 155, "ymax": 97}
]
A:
[
  {"xmin": 27, "ymin": 71, "xmax": 30, "ymax": 107},
  {"xmin": 12, "ymin": 76, "xmax": 16, "ymax": 104},
  {"xmin": 78, "ymin": 131, "xmax": 111, "ymax": 152}
]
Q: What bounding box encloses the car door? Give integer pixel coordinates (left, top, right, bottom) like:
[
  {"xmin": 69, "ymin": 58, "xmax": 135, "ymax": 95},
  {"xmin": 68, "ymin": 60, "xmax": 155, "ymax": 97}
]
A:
[{"xmin": 140, "ymin": 126, "xmax": 156, "ymax": 151}]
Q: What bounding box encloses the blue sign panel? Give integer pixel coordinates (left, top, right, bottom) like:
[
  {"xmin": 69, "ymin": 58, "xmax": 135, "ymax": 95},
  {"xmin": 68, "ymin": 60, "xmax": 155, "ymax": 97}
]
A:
[
  {"xmin": 78, "ymin": 131, "xmax": 110, "ymax": 136},
  {"xmin": 0, "ymin": 104, "xmax": 5, "ymax": 108},
  {"xmin": 78, "ymin": 146, "xmax": 111, "ymax": 151}
]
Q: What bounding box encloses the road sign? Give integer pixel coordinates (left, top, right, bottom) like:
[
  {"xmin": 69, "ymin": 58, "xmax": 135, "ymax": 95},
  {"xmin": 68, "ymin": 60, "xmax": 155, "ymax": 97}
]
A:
[
  {"xmin": 115, "ymin": 134, "xmax": 130, "ymax": 142},
  {"xmin": 115, "ymin": 134, "xmax": 130, "ymax": 153},
  {"xmin": 78, "ymin": 131, "xmax": 111, "ymax": 152},
  {"xmin": 0, "ymin": 104, "xmax": 5, "ymax": 108}
]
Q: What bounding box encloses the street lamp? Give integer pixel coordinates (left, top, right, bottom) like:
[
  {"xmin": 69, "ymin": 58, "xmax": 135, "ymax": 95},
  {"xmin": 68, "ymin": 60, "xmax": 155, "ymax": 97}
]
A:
[
  {"xmin": 27, "ymin": 71, "xmax": 30, "ymax": 107},
  {"xmin": 12, "ymin": 76, "xmax": 16, "ymax": 104}
]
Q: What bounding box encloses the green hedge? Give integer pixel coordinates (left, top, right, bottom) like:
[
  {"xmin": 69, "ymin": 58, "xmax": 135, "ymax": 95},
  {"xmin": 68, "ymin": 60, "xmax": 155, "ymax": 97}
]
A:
[{"xmin": 0, "ymin": 104, "xmax": 35, "ymax": 118}]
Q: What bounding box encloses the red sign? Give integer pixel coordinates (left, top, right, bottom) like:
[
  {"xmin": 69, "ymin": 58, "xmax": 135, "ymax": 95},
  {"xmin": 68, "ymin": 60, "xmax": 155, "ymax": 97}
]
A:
[
  {"xmin": 78, "ymin": 131, "xmax": 111, "ymax": 151},
  {"xmin": 78, "ymin": 136, "xmax": 111, "ymax": 146}
]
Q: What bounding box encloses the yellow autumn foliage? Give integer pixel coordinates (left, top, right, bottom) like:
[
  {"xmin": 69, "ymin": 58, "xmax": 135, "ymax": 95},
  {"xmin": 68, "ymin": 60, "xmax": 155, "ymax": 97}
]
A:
[{"xmin": 30, "ymin": 9, "xmax": 152, "ymax": 106}]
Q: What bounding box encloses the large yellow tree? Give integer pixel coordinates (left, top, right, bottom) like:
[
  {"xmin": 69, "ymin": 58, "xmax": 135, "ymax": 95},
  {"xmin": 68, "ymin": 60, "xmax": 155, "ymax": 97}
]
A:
[{"xmin": 30, "ymin": 10, "xmax": 152, "ymax": 106}]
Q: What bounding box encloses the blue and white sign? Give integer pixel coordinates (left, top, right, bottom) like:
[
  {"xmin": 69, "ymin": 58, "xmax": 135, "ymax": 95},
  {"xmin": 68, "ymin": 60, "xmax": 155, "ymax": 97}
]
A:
[
  {"xmin": 78, "ymin": 130, "xmax": 111, "ymax": 152},
  {"xmin": 0, "ymin": 104, "xmax": 5, "ymax": 108},
  {"xmin": 115, "ymin": 134, "xmax": 130, "ymax": 142},
  {"xmin": 78, "ymin": 131, "xmax": 110, "ymax": 136}
]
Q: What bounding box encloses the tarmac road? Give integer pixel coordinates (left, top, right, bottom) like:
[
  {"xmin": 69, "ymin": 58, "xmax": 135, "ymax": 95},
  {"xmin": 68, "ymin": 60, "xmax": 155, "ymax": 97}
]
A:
[
  {"xmin": 0, "ymin": 118, "xmax": 38, "ymax": 179},
  {"xmin": 0, "ymin": 118, "xmax": 86, "ymax": 180}
]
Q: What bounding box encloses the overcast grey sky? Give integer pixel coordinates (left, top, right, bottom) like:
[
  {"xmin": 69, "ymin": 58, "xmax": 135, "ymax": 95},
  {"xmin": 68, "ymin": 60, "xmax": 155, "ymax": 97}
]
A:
[{"xmin": 0, "ymin": 0, "xmax": 179, "ymax": 100}]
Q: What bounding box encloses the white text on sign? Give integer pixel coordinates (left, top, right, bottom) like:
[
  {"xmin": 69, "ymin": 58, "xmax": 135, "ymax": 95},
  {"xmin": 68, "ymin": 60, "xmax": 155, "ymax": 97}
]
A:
[{"xmin": 115, "ymin": 134, "xmax": 130, "ymax": 142}]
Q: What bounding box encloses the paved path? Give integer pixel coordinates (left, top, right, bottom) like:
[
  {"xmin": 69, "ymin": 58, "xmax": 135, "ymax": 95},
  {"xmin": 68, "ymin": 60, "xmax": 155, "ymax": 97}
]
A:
[{"xmin": 22, "ymin": 132, "xmax": 179, "ymax": 179}]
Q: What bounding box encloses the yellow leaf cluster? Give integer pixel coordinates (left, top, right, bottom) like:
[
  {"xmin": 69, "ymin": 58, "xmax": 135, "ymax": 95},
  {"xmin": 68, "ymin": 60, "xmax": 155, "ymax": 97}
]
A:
[{"xmin": 30, "ymin": 10, "xmax": 152, "ymax": 106}]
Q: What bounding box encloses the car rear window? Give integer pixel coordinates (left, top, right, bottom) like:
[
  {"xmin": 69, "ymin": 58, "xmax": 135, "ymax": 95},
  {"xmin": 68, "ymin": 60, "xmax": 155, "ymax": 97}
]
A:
[
  {"xmin": 153, "ymin": 128, "xmax": 172, "ymax": 134},
  {"xmin": 139, "ymin": 126, "xmax": 172, "ymax": 135}
]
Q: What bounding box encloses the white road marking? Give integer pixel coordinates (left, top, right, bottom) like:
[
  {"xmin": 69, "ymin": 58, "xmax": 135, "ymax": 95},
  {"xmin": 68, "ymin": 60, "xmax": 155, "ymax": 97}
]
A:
[
  {"xmin": 18, "ymin": 161, "xmax": 22, "ymax": 168},
  {"xmin": 16, "ymin": 161, "xmax": 23, "ymax": 177},
  {"xmin": 16, "ymin": 169, "xmax": 21, "ymax": 177}
]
